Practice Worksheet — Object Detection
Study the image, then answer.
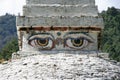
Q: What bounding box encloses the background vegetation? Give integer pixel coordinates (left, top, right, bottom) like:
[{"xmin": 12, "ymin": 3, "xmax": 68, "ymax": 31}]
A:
[
  {"xmin": 101, "ymin": 7, "xmax": 120, "ymax": 61},
  {"xmin": 0, "ymin": 7, "xmax": 120, "ymax": 62},
  {"xmin": 0, "ymin": 14, "xmax": 18, "ymax": 62},
  {"xmin": 0, "ymin": 13, "xmax": 17, "ymax": 50}
]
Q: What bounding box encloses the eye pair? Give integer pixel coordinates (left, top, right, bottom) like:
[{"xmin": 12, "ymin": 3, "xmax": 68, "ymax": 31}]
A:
[{"xmin": 28, "ymin": 35, "xmax": 94, "ymax": 50}]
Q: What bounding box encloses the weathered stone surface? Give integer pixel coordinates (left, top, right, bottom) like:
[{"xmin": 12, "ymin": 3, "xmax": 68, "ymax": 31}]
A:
[
  {"xmin": 26, "ymin": 0, "xmax": 95, "ymax": 5},
  {"xmin": 23, "ymin": 5, "xmax": 98, "ymax": 16},
  {"xmin": 0, "ymin": 53, "xmax": 120, "ymax": 80},
  {"xmin": 17, "ymin": 16, "xmax": 103, "ymax": 28}
]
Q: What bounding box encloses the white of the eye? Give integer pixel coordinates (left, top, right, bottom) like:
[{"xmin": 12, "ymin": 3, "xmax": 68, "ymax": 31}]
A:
[
  {"xmin": 42, "ymin": 39, "xmax": 53, "ymax": 48},
  {"xmin": 30, "ymin": 39, "xmax": 37, "ymax": 47},
  {"xmin": 66, "ymin": 39, "xmax": 74, "ymax": 47},
  {"xmin": 79, "ymin": 40, "xmax": 88, "ymax": 49}
]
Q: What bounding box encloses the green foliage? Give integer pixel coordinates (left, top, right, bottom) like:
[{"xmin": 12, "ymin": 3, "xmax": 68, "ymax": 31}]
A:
[
  {"xmin": 0, "ymin": 13, "xmax": 17, "ymax": 50},
  {"xmin": 0, "ymin": 13, "xmax": 18, "ymax": 61},
  {"xmin": 0, "ymin": 38, "xmax": 18, "ymax": 60},
  {"xmin": 101, "ymin": 7, "xmax": 120, "ymax": 61}
]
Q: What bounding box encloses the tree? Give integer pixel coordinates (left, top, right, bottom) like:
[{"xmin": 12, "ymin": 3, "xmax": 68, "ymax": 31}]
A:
[
  {"xmin": 0, "ymin": 38, "xmax": 18, "ymax": 60},
  {"xmin": 101, "ymin": 7, "xmax": 120, "ymax": 61},
  {"xmin": 0, "ymin": 14, "xmax": 17, "ymax": 50}
]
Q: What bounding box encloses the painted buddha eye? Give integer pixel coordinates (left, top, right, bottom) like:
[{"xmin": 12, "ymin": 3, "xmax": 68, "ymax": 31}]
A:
[
  {"xmin": 28, "ymin": 35, "xmax": 54, "ymax": 50},
  {"xmin": 71, "ymin": 38, "xmax": 84, "ymax": 47},
  {"xmin": 65, "ymin": 37, "xmax": 93, "ymax": 49},
  {"xmin": 35, "ymin": 38, "xmax": 49, "ymax": 46},
  {"xmin": 64, "ymin": 32, "xmax": 94, "ymax": 50}
]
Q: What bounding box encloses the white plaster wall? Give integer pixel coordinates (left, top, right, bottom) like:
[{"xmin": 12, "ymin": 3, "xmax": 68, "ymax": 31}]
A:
[{"xmin": 20, "ymin": 31, "xmax": 99, "ymax": 51}]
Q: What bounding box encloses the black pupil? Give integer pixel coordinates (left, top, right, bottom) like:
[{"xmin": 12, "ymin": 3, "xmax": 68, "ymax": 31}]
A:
[
  {"xmin": 74, "ymin": 38, "xmax": 81, "ymax": 44},
  {"xmin": 37, "ymin": 38, "xmax": 48, "ymax": 46},
  {"xmin": 71, "ymin": 38, "xmax": 83, "ymax": 47},
  {"xmin": 39, "ymin": 39, "xmax": 47, "ymax": 44}
]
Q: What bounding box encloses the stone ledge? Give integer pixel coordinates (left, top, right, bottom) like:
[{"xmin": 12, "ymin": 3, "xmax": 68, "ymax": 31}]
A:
[
  {"xmin": 26, "ymin": 0, "xmax": 95, "ymax": 5},
  {"xmin": 16, "ymin": 16, "xmax": 104, "ymax": 28},
  {"xmin": 12, "ymin": 50, "xmax": 102, "ymax": 59},
  {"xmin": 23, "ymin": 5, "xmax": 98, "ymax": 17}
]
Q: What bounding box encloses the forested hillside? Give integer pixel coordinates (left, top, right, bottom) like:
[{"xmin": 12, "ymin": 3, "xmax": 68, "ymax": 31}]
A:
[
  {"xmin": 0, "ymin": 7, "xmax": 120, "ymax": 62},
  {"xmin": 0, "ymin": 13, "xmax": 17, "ymax": 50},
  {"xmin": 101, "ymin": 7, "xmax": 120, "ymax": 61},
  {"xmin": 0, "ymin": 14, "xmax": 18, "ymax": 61}
]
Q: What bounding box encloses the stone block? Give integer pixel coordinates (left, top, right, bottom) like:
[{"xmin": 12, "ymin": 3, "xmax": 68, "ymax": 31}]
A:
[
  {"xmin": 16, "ymin": 16, "xmax": 104, "ymax": 28},
  {"xmin": 26, "ymin": 0, "xmax": 95, "ymax": 5},
  {"xmin": 23, "ymin": 5, "xmax": 98, "ymax": 17}
]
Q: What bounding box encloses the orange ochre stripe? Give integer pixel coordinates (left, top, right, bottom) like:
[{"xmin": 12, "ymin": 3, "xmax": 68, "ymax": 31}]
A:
[{"xmin": 19, "ymin": 26, "xmax": 102, "ymax": 31}]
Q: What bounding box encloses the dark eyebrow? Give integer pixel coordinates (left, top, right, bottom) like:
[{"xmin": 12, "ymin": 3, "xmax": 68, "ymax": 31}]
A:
[
  {"xmin": 64, "ymin": 32, "xmax": 95, "ymax": 41},
  {"xmin": 64, "ymin": 32, "xmax": 89, "ymax": 37},
  {"xmin": 27, "ymin": 32, "xmax": 54, "ymax": 40},
  {"xmin": 31, "ymin": 32, "xmax": 52, "ymax": 35}
]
